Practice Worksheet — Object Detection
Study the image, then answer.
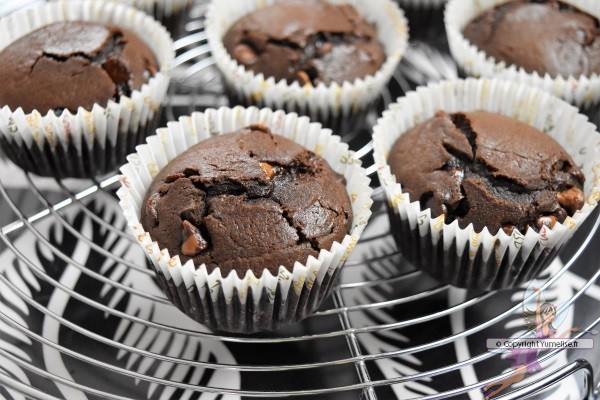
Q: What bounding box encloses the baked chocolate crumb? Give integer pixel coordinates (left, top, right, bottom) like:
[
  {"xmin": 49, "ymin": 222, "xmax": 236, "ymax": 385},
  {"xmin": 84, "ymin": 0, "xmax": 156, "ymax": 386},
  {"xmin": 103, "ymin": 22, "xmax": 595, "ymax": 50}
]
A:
[
  {"xmin": 0, "ymin": 21, "xmax": 159, "ymax": 114},
  {"xmin": 222, "ymin": 0, "xmax": 385, "ymax": 86},
  {"xmin": 462, "ymin": 0, "xmax": 600, "ymax": 78},
  {"xmin": 388, "ymin": 110, "xmax": 586, "ymax": 234},
  {"xmin": 141, "ymin": 125, "xmax": 353, "ymax": 277}
]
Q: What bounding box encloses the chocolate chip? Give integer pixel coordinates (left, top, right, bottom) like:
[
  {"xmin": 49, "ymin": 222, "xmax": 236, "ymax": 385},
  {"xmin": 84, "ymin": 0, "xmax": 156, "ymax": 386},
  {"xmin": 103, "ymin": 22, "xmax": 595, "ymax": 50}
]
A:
[
  {"xmin": 233, "ymin": 44, "xmax": 257, "ymax": 65},
  {"xmin": 316, "ymin": 42, "xmax": 333, "ymax": 57},
  {"xmin": 502, "ymin": 224, "xmax": 515, "ymax": 235},
  {"xmin": 260, "ymin": 162, "xmax": 275, "ymax": 179},
  {"xmin": 103, "ymin": 57, "xmax": 130, "ymax": 86},
  {"xmin": 181, "ymin": 220, "xmax": 207, "ymax": 256},
  {"xmin": 248, "ymin": 124, "xmax": 270, "ymax": 133},
  {"xmin": 165, "ymin": 173, "xmax": 184, "ymax": 183},
  {"xmin": 296, "ymin": 70, "xmax": 311, "ymax": 86},
  {"xmin": 146, "ymin": 192, "xmax": 160, "ymax": 222},
  {"xmin": 535, "ymin": 215, "xmax": 557, "ymax": 230},
  {"xmin": 557, "ymin": 187, "xmax": 585, "ymax": 214}
]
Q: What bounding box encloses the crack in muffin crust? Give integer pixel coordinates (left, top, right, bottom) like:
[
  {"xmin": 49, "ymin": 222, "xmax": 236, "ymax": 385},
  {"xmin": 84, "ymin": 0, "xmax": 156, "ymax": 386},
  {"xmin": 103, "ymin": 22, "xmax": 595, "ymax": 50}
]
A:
[
  {"xmin": 222, "ymin": 0, "xmax": 385, "ymax": 86},
  {"xmin": 388, "ymin": 110, "xmax": 586, "ymax": 234},
  {"xmin": 0, "ymin": 21, "xmax": 159, "ymax": 114},
  {"xmin": 141, "ymin": 125, "xmax": 353, "ymax": 277}
]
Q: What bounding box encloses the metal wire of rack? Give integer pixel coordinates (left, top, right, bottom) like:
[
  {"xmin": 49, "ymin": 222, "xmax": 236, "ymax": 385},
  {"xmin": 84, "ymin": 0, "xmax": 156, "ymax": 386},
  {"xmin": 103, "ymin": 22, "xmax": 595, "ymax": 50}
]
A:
[{"xmin": 0, "ymin": 2, "xmax": 599, "ymax": 400}]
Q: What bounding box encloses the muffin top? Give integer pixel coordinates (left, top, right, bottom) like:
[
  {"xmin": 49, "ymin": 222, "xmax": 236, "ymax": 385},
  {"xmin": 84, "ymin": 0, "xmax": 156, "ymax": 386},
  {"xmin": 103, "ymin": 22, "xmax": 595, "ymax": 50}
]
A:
[
  {"xmin": 0, "ymin": 21, "xmax": 159, "ymax": 115},
  {"xmin": 388, "ymin": 110, "xmax": 586, "ymax": 234},
  {"xmin": 222, "ymin": 0, "xmax": 385, "ymax": 86},
  {"xmin": 462, "ymin": 0, "xmax": 600, "ymax": 78},
  {"xmin": 141, "ymin": 125, "xmax": 353, "ymax": 277}
]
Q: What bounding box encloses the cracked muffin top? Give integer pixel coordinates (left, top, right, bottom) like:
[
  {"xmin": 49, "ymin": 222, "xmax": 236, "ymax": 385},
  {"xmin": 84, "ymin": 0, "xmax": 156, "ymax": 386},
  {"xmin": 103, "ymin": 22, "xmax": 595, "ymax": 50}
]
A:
[
  {"xmin": 388, "ymin": 111, "xmax": 586, "ymax": 235},
  {"xmin": 0, "ymin": 21, "xmax": 158, "ymax": 115},
  {"xmin": 140, "ymin": 125, "xmax": 353, "ymax": 277},
  {"xmin": 462, "ymin": 0, "xmax": 600, "ymax": 78},
  {"xmin": 222, "ymin": 0, "xmax": 385, "ymax": 86}
]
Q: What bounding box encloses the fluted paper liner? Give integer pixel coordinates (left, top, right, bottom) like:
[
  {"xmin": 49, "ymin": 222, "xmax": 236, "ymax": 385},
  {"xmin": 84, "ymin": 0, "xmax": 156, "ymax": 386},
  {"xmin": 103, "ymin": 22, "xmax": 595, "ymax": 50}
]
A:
[
  {"xmin": 51, "ymin": 0, "xmax": 193, "ymax": 37},
  {"xmin": 373, "ymin": 78, "xmax": 600, "ymax": 290},
  {"xmin": 117, "ymin": 106, "xmax": 373, "ymax": 332},
  {"xmin": 445, "ymin": 0, "xmax": 600, "ymax": 108},
  {"xmin": 0, "ymin": 0, "xmax": 174, "ymax": 178},
  {"xmin": 206, "ymin": 0, "xmax": 408, "ymax": 134}
]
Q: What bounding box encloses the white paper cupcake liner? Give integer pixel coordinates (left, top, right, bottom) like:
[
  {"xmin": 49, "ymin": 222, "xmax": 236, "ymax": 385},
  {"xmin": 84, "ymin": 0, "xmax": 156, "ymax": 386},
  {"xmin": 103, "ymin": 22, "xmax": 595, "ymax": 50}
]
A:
[
  {"xmin": 117, "ymin": 106, "xmax": 373, "ymax": 333},
  {"xmin": 373, "ymin": 78, "xmax": 600, "ymax": 291},
  {"xmin": 206, "ymin": 0, "xmax": 408, "ymax": 135},
  {"xmin": 0, "ymin": 0, "xmax": 174, "ymax": 178},
  {"xmin": 51, "ymin": 0, "xmax": 193, "ymax": 37},
  {"xmin": 445, "ymin": 0, "xmax": 600, "ymax": 108}
]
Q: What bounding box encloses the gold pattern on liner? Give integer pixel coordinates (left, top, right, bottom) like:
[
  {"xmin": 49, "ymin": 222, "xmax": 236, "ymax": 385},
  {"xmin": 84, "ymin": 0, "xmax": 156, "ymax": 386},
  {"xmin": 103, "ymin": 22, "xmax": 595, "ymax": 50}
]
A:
[
  {"xmin": 433, "ymin": 215, "xmax": 445, "ymax": 231},
  {"xmin": 390, "ymin": 193, "xmax": 405, "ymax": 208},
  {"xmin": 251, "ymin": 82, "xmax": 269, "ymax": 102},
  {"xmin": 83, "ymin": 111, "xmax": 94, "ymax": 136},
  {"xmin": 305, "ymin": 270, "xmax": 318, "ymax": 290},
  {"xmin": 147, "ymin": 162, "xmax": 159, "ymax": 178},
  {"xmin": 293, "ymin": 275, "xmax": 306, "ymax": 295},
  {"xmin": 238, "ymin": 284, "xmax": 248, "ymax": 300},
  {"xmin": 26, "ymin": 114, "xmax": 40, "ymax": 142},
  {"xmin": 333, "ymin": 86, "xmax": 342, "ymax": 113},
  {"xmin": 314, "ymin": 143, "xmax": 325, "ymax": 156},
  {"xmin": 341, "ymin": 235, "xmax": 359, "ymax": 262},
  {"xmin": 564, "ymin": 217, "xmax": 577, "ymax": 230},
  {"xmin": 469, "ymin": 231, "xmax": 481, "ymax": 258},
  {"xmin": 158, "ymin": 130, "xmax": 168, "ymax": 145}
]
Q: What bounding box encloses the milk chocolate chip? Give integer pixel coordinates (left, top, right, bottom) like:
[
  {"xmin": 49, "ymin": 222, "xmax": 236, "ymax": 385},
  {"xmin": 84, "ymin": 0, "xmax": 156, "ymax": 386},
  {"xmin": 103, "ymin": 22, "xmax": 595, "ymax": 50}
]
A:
[
  {"xmin": 181, "ymin": 220, "xmax": 208, "ymax": 256},
  {"xmin": 145, "ymin": 192, "xmax": 161, "ymax": 223},
  {"xmin": 233, "ymin": 43, "xmax": 257, "ymax": 65},
  {"xmin": 259, "ymin": 162, "xmax": 275, "ymax": 179},
  {"xmin": 296, "ymin": 70, "xmax": 311, "ymax": 86},
  {"xmin": 535, "ymin": 215, "xmax": 557, "ymax": 230},
  {"xmin": 557, "ymin": 187, "xmax": 585, "ymax": 214}
]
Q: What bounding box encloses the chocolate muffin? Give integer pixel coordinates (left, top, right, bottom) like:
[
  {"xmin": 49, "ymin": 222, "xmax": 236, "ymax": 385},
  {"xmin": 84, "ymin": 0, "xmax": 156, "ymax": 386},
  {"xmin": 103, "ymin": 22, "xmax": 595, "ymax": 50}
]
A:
[
  {"xmin": 222, "ymin": 0, "xmax": 385, "ymax": 86},
  {"xmin": 140, "ymin": 125, "xmax": 353, "ymax": 277},
  {"xmin": 0, "ymin": 21, "xmax": 159, "ymax": 115},
  {"xmin": 388, "ymin": 110, "xmax": 586, "ymax": 234},
  {"xmin": 462, "ymin": 0, "xmax": 600, "ymax": 78}
]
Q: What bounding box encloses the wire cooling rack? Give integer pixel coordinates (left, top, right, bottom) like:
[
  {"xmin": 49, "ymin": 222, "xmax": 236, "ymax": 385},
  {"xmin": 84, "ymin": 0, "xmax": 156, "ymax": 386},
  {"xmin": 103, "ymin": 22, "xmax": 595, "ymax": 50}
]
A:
[{"xmin": 0, "ymin": 2, "xmax": 600, "ymax": 399}]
